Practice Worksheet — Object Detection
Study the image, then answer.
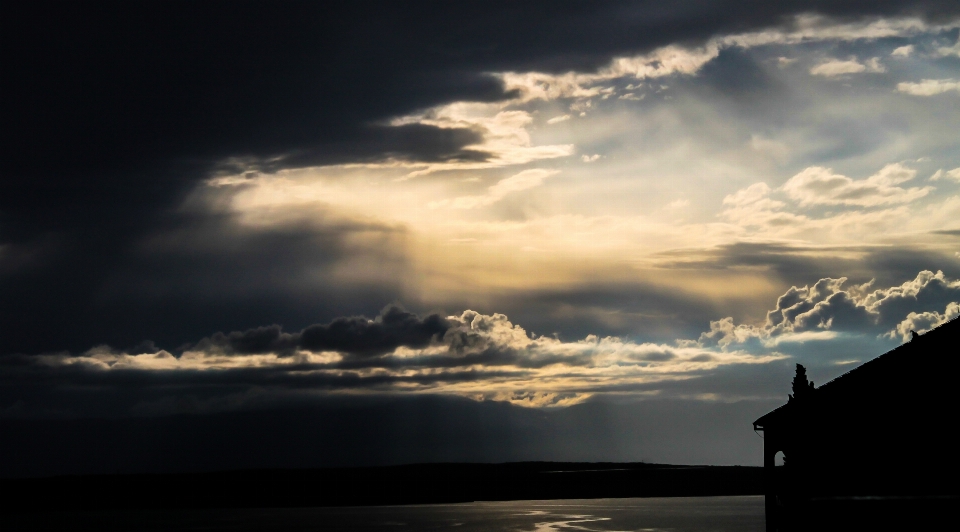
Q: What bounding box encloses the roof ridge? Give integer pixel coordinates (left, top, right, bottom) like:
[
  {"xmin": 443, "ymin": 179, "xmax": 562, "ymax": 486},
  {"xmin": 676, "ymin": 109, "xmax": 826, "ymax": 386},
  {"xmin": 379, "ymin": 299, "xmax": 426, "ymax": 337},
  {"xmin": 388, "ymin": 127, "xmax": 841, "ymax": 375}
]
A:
[
  {"xmin": 816, "ymin": 315, "xmax": 959, "ymax": 391},
  {"xmin": 754, "ymin": 316, "xmax": 959, "ymax": 427}
]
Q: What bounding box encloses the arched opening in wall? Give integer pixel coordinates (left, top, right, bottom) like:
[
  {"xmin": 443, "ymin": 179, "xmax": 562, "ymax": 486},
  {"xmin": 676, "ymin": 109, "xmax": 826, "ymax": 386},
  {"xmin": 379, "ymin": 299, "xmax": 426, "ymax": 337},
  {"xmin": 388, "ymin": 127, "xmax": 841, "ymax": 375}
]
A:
[{"xmin": 773, "ymin": 450, "xmax": 788, "ymax": 504}]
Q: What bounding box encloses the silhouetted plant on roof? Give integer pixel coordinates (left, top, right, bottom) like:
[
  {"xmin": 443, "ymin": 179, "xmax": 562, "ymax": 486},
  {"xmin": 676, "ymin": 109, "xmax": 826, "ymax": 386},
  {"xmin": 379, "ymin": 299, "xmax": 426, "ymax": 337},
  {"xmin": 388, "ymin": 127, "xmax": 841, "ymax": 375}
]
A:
[{"xmin": 789, "ymin": 363, "xmax": 815, "ymax": 401}]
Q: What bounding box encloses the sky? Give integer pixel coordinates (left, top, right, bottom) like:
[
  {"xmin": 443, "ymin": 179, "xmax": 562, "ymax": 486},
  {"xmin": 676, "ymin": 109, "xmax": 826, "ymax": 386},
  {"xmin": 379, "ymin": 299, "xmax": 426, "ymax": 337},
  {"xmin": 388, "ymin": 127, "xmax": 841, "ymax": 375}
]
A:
[{"xmin": 2, "ymin": 1, "xmax": 959, "ymax": 477}]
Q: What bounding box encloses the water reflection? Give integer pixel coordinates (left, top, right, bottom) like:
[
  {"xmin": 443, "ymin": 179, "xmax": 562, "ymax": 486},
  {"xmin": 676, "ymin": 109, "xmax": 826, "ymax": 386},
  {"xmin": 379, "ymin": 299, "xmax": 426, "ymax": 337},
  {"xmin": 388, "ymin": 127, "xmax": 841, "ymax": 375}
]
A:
[{"xmin": 15, "ymin": 496, "xmax": 765, "ymax": 531}]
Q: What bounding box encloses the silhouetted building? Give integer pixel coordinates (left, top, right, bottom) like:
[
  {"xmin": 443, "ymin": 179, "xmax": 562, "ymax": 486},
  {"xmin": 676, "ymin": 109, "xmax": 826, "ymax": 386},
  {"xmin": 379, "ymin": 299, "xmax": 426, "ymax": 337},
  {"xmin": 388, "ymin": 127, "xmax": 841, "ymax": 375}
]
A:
[{"xmin": 753, "ymin": 317, "xmax": 960, "ymax": 531}]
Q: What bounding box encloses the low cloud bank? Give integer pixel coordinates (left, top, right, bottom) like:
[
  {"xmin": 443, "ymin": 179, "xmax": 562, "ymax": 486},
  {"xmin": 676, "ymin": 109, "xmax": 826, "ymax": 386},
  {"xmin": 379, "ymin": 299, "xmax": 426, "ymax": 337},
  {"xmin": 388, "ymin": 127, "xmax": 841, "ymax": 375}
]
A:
[
  {"xmin": 3, "ymin": 270, "xmax": 957, "ymax": 418},
  {"xmin": 3, "ymin": 307, "xmax": 782, "ymax": 414}
]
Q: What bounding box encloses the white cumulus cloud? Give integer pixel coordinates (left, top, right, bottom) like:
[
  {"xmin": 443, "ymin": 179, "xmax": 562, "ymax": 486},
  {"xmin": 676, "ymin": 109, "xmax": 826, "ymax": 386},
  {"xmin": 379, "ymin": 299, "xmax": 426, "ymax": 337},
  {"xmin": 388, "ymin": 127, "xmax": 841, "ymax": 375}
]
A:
[
  {"xmin": 701, "ymin": 270, "xmax": 960, "ymax": 349},
  {"xmin": 781, "ymin": 164, "xmax": 930, "ymax": 207},
  {"xmin": 888, "ymin": 302, "xmax": 960, "ymax": 342},
  {"xmin": 891, "ymin": 44, "xmax": 914, "ymax": 57},
  {"xmin": 930, "ymin": 167, "xmax": 960, "ymax": 182},
  {"xmin": 897, "ymin": 79, "xmax": 960, "ymax": 96},
  {"xmin": 809, "ymin": 56, "xmax": 885, "ymax": 77}
]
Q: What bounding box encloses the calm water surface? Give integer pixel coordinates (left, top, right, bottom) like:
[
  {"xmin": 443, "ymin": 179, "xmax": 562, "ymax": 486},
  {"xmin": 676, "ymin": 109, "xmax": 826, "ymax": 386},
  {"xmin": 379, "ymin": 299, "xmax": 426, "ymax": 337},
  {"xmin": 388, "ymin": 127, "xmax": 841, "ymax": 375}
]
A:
[{"xmin": 25, "ymin": 496, "xmax": 764, "ymax": 531}]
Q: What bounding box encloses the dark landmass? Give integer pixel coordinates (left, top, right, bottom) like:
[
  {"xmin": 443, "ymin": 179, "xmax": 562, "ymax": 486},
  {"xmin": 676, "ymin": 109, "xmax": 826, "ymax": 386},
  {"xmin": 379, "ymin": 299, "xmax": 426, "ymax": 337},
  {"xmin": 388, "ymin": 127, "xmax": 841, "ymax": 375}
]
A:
[{"xmin": 0, "ymin": 462, "xmax": 762, "ymax": 511}]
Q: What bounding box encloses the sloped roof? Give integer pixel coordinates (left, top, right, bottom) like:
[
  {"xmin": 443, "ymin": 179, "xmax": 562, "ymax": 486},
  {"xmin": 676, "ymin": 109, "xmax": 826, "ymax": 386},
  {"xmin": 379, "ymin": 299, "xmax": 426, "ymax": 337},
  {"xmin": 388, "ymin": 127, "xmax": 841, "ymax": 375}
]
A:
[{"xmin": 753, "ymin": 316, "xmax": 959, "ymax": 430}]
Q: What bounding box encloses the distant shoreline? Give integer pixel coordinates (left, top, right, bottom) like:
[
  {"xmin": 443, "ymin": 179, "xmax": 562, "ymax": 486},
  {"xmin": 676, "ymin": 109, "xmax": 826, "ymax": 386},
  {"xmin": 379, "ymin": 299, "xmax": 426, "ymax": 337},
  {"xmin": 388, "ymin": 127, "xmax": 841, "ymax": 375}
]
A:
[{"xmin": 1, "ymin": 462, "xmax": 763, "ymax": 511}]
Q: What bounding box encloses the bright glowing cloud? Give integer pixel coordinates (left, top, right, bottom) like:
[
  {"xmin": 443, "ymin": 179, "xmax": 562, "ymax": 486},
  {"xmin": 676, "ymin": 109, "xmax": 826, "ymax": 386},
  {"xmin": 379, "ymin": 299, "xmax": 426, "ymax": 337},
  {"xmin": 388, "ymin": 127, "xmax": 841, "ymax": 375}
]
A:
[
  {"xmin": 809, "ymin": 56, "xmax": 886, "ymax": 77},
  {"xmin": 888, "ymin": 302, "xmax": 960, "ymax": 342},
  {"xmin": 499, "ymin": 15, "xmax": 949, "ymax": 103},
  {"xmin": 897, "ymin": 79, "xmax": 960, "ymax": 96},
  {"xmin": 891, "ymin": 44, "xmax": 914, "ymax": 57},
  {"xmin": 781, "ymin": 164, "xmax": 929, "ymax": 207},
  {"xmin": 430, "ymin": 169, "xmax": 560, "ymax": 209},
  {"xmin": 929, "ymin": 167, "xmax": 960, "ymax": 182},
  {"xmin": 388, "ymin": 102, "xmax": 574, "ymax": 176}
]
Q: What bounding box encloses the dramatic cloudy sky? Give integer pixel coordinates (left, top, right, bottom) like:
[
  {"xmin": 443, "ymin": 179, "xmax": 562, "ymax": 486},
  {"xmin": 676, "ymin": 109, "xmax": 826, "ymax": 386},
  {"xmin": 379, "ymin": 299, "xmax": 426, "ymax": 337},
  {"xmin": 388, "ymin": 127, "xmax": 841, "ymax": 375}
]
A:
[{"xmin": 3, "ymin": 1, "xmax": 959, "ymax": 476}]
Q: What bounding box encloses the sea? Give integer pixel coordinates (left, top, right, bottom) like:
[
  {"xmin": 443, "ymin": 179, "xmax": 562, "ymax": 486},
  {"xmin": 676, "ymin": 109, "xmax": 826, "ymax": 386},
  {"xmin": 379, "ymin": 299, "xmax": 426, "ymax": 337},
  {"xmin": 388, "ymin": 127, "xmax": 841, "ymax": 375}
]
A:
[{"xmin": 19, "ymin": 496, "xmax": 765, "ymax": 531}]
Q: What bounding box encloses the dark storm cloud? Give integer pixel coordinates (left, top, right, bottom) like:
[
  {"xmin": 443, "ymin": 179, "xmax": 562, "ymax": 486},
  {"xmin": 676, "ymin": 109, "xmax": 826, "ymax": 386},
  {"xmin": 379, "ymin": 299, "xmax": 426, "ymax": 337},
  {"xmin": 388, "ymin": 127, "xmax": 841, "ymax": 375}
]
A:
[
  {"xmin": 268, "ymin": 124, "xmax": 491, "ymax": 170},
  {"xmin": 0, "ymin": 354, "xmax": 516, "ymax": 392},
  {"xmin": 682, "ymin": 46, "xmax": 791, "ymax": 119},
  {"xmin": 0, "ymin": 203, "xmax": 412, "ymax": 356},
  {"xmin": 472, "ymin": 281, "xmax": 730, "ymax": 343},
  {"xmin": 656, "ymin": 242, "xmax": 864, "ymax": 274},
  {"xmin": 197, "ymin": 305, "xmax": 451, "ymax": 357},
  {"xmin": 3, "ymin": 1, "xmax": 960, "ymax": 356},
  {"xmin": 858, "ymin": 247, "xmax": 960, "ymax": 288},
  {"xmin": 656, "ymin": 242, "xmax": 960, "ymax": 288},
  {"xmin": 0, "ymin": 344, "xmax": 575, "ymax": 420},
  {"xmin": 6, "ymin": 2, "xmax": 959, "ymax": 180}
]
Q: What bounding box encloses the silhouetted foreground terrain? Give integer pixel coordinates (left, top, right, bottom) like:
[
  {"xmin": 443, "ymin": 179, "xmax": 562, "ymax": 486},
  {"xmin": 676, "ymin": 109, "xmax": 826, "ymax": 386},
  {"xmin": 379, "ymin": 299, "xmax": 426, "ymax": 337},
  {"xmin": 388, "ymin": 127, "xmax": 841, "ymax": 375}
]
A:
[
  {"xmin": 1, "ymin": 462, "xmax": 761, "ymax": 511},
  {"xmin": 778, "ymin": 495, "xmax": 959, "ymax": 532}
]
